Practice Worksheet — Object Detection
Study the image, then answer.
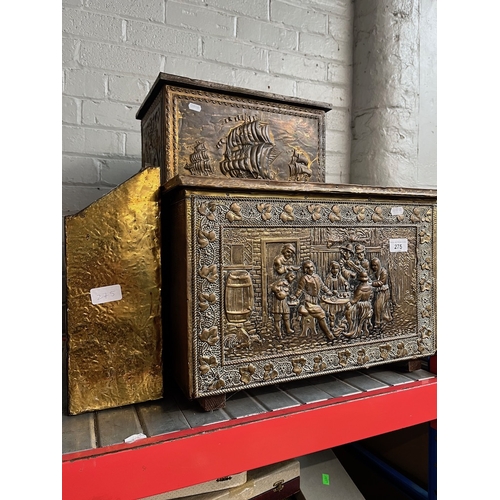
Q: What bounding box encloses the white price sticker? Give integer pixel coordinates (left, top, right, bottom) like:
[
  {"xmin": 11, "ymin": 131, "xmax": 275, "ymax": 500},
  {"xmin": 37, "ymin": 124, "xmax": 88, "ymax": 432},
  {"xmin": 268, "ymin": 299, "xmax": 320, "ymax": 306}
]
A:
[
  {"xmin": 124, "ymin": 433, "xmax": 147, "ymax": 444},
  {"xmin": 391, "ymin": 207, "xmax": 404, "ymax": 216},
  {"xmin": 389, "ymin": 238, "xmax": 408, "ymax": 253},
  {"xmin": 90, "ymin": 284, "xmax": 122, "ymax": 305},
  {"xmin": 188, "ymin": 102, "xmax": 201, "ymax": 112}
]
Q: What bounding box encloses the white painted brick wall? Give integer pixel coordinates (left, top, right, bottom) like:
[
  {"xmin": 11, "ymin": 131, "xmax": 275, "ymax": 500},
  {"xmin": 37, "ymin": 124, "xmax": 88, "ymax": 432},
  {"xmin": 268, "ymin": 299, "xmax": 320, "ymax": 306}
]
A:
[
  {"xmin": 81, "ymin": 100, "xmax": 138, "ymax": 129},
  {"xmin": 64, "ymin": 69, "xmax": 107, "ymax": 99},
  {"xmin": 203, "ymin": 0, "xmax": 270, "ymax": 20},
  {"xmin": 107, "ymin": 74, "xmax": 151, "ymax": 103},
  {"xmin": 166, "ymin": 2, "xmax": 235, "ymax": 37},
  {"xmin": 163, "ymin": 55, "xmax": 235, "ymax": 84},
  {"xmin": 62, "ymin": 157, "xmax": 99, "ymax": 185},
  {"xmin": 271, "ymin": 1, "xmax": 329, "ymax": 34},
  {"xmin": 126, "ymin": 21, "xmax": 200, "ymax": 56},
  {"xmin": 62, "ymin": 9, "xmax": 123, "ymax": 42},
  {"xmin": 86, "ymin": 0, "xmax": 165, "ymax": 22},
  {"xmin": 203, "ymin": 37, "xmax": 268, "ymax": 71},
  {"xmin": 62, "ymin": 96, "xmax": 80, "ymax": 125},
  {"xmin": 79, "ymin": 41, "xmax": 163, "ymax": 74},
  {"xmin": 237, "ymin": 18, "xmax": 297, "ymax": 51},
  {"xmin": 62, "ymin": 0, "xmax": 355, "ymax": 217}
]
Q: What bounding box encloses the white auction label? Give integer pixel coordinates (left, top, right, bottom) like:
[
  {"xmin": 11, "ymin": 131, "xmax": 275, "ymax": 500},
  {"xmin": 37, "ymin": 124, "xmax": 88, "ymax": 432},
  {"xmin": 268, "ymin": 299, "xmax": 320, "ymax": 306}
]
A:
[
  {"xmin": 188, "ymin": 102, "xmax": 201, "ymax": 112},
  {"xmin": 389, "ymin": 238, "xmax": 408, "ymax": 252},
  {"xmin": 391, "ymin": 206, "xmax": 404, "ymax": 216},
  {"xmin": 90, "ymin": 284, "xmax": 122, "ymax": 305}
]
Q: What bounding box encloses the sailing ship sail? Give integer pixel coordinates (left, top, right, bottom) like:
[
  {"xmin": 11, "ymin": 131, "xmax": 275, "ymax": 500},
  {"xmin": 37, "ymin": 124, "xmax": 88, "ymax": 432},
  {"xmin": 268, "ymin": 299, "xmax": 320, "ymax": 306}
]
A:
[
  {"xmin": 219, "ymin": 118, "xmax": 279, "ymax": 179},
  {"xmin": 288, "ymin": 148, "xmax": 312, "ymax": 181}
]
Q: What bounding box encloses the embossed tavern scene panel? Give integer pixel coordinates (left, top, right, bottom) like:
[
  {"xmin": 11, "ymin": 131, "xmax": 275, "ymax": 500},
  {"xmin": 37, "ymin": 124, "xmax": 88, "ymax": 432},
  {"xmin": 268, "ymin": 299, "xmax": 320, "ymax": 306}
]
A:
[{"xmin": 164, "ymin": 181, "xmax": 436, "ymax": 400}]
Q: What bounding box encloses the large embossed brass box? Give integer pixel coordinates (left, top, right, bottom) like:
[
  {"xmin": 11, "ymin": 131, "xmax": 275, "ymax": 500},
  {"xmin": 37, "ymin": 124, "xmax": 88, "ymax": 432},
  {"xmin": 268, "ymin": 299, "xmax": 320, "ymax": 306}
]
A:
[
  {"xmin": 136, "ymin": 73, "xmax": 331, "ymax": 186},
  {"xmin": 163, "ymin": 176, "xmax": 437, "ymax": 401}
]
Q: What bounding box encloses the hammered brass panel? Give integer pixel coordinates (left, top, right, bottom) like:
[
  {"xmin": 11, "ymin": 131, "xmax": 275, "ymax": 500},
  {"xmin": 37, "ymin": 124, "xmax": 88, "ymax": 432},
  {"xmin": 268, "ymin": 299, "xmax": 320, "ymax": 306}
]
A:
[
  {"xmin": 65, "ymin": 167, "xmax": 162, "ymax": 415},
  {"xmin": 169, "ymin": 88, "xmax": 326, "ymax": 183}
]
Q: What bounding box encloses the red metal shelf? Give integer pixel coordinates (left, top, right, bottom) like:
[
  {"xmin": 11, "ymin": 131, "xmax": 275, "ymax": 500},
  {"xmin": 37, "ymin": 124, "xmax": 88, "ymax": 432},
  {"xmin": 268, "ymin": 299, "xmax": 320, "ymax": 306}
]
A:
[{"xmin": 62, "ymin": 366, "xmax": 436, "ymax": 500}]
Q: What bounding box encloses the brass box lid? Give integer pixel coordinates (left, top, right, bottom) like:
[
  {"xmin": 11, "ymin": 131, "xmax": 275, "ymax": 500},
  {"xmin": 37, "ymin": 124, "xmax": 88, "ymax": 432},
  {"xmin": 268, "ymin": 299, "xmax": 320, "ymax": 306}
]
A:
[{"xmin": 137, "ymin": 73, "xmax": 332, "ymax": 185}]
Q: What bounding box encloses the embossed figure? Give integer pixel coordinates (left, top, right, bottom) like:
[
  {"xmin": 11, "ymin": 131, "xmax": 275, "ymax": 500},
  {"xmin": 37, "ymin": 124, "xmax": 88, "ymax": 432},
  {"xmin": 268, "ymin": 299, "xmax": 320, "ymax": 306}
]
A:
[
  {"xmin": 339, "ymin": 243, "xmax": 357, "ymax": 283},
  {"xmin": 324, "ymin": 261, "xmax": 350, "ymax": 329},
  {"xmin": 344, "ymin": 271, "xmax": 373, "ymax": 338},
  {"xmin": 370, "ymin": 257, "xmax": 393, "ymax": 328},
  {"xmin": 273, "ymin": 243, "xmax": 299, "ymax": 275},
  {"xmin": 293, "ymin": 260, "xmax": 334, "ymax": 340},
  {"xmin": 270, "ymin": 271, "xmax": 296, "ymax": 337},
  {"xmin": 352, "ymin": 244, "xmax": 370, "ymax": 275},
  {"xmin": 325, "ymin": 261, "xmax": 349, "ymax": 296}
]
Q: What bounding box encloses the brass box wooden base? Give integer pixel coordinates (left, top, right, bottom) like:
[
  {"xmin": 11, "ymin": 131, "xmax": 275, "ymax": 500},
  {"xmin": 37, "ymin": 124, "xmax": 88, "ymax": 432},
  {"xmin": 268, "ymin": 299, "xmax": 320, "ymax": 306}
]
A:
[{"xmin": 163, "ymin": 176, "xmax": 436, "ymax": 402}]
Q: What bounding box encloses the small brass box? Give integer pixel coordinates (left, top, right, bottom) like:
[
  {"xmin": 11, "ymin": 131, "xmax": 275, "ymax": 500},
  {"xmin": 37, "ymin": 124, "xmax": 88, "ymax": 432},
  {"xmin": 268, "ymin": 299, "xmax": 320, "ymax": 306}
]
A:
[{"xmin": 136, "ymin": 73, "xmax": 331, "ymax": 186}]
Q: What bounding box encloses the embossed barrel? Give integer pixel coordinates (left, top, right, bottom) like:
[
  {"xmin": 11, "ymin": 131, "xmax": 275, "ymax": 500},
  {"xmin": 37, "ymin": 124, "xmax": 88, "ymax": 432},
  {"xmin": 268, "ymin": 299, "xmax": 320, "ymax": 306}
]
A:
[{"xmin": 225, "ymin": 270, "xmax": 254, "ymax": 323}]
